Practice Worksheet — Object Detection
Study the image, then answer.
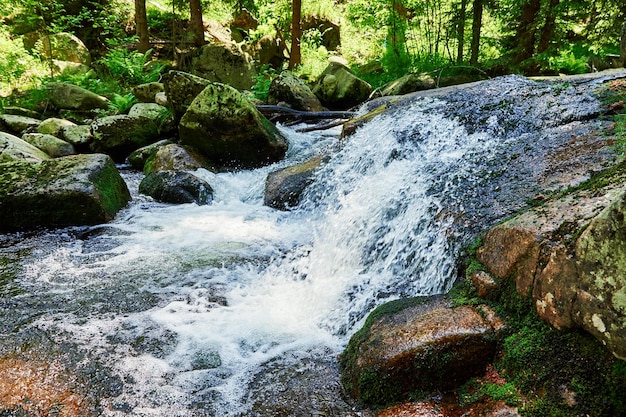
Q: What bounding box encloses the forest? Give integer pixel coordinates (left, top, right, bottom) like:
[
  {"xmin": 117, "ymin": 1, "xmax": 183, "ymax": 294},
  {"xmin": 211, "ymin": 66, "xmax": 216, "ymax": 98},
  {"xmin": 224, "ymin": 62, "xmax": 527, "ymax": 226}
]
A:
[{"xmin": 0, "ymin": 0, "xmax": 625, "ymax": 108}]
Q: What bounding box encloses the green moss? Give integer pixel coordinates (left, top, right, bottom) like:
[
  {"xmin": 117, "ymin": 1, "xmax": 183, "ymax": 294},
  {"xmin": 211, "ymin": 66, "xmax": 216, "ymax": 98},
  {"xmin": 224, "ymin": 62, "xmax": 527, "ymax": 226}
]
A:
[{"xmin": 458, "ymin": 380, "xmax": 520, "ymax": 408}]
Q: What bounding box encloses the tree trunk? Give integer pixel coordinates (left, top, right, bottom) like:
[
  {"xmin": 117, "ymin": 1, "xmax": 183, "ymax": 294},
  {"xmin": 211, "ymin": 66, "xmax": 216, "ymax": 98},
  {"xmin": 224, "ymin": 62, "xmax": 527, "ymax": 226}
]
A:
[
  {"xmin": 135, "ymin": 0, "xmax": 149, "ymax": 53},
  {"xmin": 457, "ymin": 0, "xmax": 467, "ymax": 64},
  {"xmin": 537, "ymin": 0, "xmax": 560, "ymax": 54},
  {"xmin": 513, "ymin": 0, "xmax": 541, "ymax": 65},
  {"xmin": 469, "ymin": 0, "xmax": 482, "ymax": 65},
  {"xmin": 289, "ymin": 0, "xmax": 302, "ymax": 69},
  {"xmin": 189, "ymin": 0, "xmax": 205, "ymax": 47},
  {"xmin": 621, "ymin": 21, "xmax": 626, "ymax": 68}
]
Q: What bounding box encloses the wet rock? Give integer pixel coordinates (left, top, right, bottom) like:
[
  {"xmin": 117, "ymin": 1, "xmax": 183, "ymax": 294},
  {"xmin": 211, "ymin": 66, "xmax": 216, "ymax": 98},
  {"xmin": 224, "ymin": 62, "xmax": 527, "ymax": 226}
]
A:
[
  {"xmin": 37, "ymin": 117, "xmax": 77, "ymax": 137},
  {"xmin": 133, "ymin": 82, "xmax": 165, "ymax": 103},
  {"xmin": 22, "ymin": 133, "xmax": 75, "ymax": 157},
  {"xmin": 163, "ymin": 70, "xmax": 211, "ymax": 121},
  {"xmin": 188, "ymin": 43, "xmax": 257, "ymax": 91},
  {"xmin": 145, "ymin": 143, "xmax": 212, "ymax": 173},
  {"xmin": 268, "ymin": 71, "xmax": 324, "ymax": 112},
  {"xmin": 379, "ymin": 73, "xmax": 436, "ymax": 96},
  {"xmin": 471, "ymin": 270, "xmax": 498, "ymax": 298},
  {"xmin": 312, "ymin": 61, "xmax": 372, "ymax": 110},
  {"xmin": 47, "ymin": 82, "xmax": 109, "ymax": 111},
  {"xmin": 127, "ymin": 139, "xmax": 173, "ymax": 171},
  {"xmin": 0, "ymin": 131, "xmax": 51, "ymax": 163},
  {"xmin": 340, "ymin": 297, "xmax": 500, "ymax": 407},
  {"xmin": 264, "ymin": 155, "xmax": 326, "ymax": 210},
  {"xmin": 0, "ymin": 114, "xmax": 41, "ymax": 135},
  {"xmin": 0, "ymin": 154, "xmax": 130, "ymax": 230},
  {"xmin": 139, "ymin": 170, "xmax": 213, "ymax": 205},
  {"xmin": 179, "ymin": 82, "xmax": 289, "ymax": 168}
]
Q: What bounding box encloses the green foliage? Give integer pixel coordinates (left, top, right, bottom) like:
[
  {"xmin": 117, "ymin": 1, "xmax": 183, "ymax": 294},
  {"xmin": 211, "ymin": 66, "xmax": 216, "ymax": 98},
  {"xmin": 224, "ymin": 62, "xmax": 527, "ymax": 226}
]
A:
[
  {"xmin": 251, "ymin": 64, "xmax": 277, "ymax": 102},
  {"xmin": 0, "ymin": 27, "xmax": 45, "ymax": 91},
  {"xmin": 108, "ymin": 93, "xmax": 137, "ymax": 114},
  {"xmin": 544, "ymin": 50, "xmax": 590, "ymax": 75},
  {"xmin": 98, "ymin": 47, "xmax": 165, "ymax": 86},
  {"xmin": 458, "ymin": 380, "xmax": 520, "ymax": 407},
  {"xmin": 613, "ymin": 114, "xmax": 626, "ymax": 155}
]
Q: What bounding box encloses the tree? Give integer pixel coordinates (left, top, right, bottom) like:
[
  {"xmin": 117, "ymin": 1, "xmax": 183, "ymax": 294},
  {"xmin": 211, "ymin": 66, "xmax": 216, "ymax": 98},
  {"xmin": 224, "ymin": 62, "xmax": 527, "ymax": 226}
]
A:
[
  {"xmin": 189, "ymin": 0, "xmax": 205, "ymax": 46},
  {"xmin": 469, "ymin": 0, "xmax": 482, "ymax": 65},
  {"xmin": 457, "ymin": 0, "xmax": 467, "ymax": 63},
  {"xmin": 512, "ymin": 0, "xmax": 541, "ymax": 65},
  {"xmin": 289, "ymin": 0, "xmax": 302, "ymax": 69},
  {"xmin": 135, "ymin": 0, "xmax": 149, "ymax": 53}
]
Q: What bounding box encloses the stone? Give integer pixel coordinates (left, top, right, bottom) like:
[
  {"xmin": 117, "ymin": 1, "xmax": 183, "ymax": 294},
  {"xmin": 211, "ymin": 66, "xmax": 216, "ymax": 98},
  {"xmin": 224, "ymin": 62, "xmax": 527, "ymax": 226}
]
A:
[
  {"xmin": 471, "ymin": 270, "xmax": 499, "ymax": 298},
  {"xmin": 0, "ymin": 132, "xmax": 51, "ymax": 163},
  {"xmin": 139, "ymin": 171, "xmax": 213, "ymax": 205},
  {"xmin": 36, "ymin": 32, "xmax": 91, "ymax": 65},
  {"xmin": 47, "ymin": 82, "xmax": 109, "ymax": 111},
  {"xmin": 0, "ymin": 154, "xmax": 130, "ymax": 230},
  {"xmin": 188, "ymin": 43, "xmax": 257, "ymax": 91},
  {"xmin": 246, "ymin": 34, "xmax": 286, "ymax": 68},
  {"xmin": 2, "ymin": 107, "xmax": 41, "ymax": 118},
  {"xmin": 264, "ymin": 155, "xmax": 326, "ymax": 210},
  {"xmin": 179, "ymin": 82, "xmax": 289, "ymax": 168},
  {"xmin": 22, "ymin": 133, "xmax": 75, "ymax": 157},
  {"xmin": 48, "ymin": 60, "xmax": 92, "ymax": 77},
  {"xmin": 379, "ymin": 73, "xmax": 436, "ymax": 96},
  {"xmin": 61, "ymin": 124, "xmax": 93, "ymax": 150},
  {"xmin": 127, "ymin": 139, "xmax": 173, "ymax": 171},
  {"xmin": 312, "ymin": 61, "xmax": 372, "ymax": 110},
  {"xmin": 302, "ymin": 15, "xmax": 341, "ymax": 51},
  {"xmin": 0, "ymin": 114, "xmax": 41, "ymax": 135},
  {"xmin": 145, "ymin": 143, "xmax": 212, "ymax": 173},
  {"xmin": 340, "ymin": 296, "xmax": 499, "ymax": 406},
  {"xmin": 37, "ymin": 117, "xmax": 77, "ymax": 138},
  {"xmin": 163, "ymin": 70, "xmax": 211, "ymax": 121},
  {"xmin": 133, "ymin": 82, "xmax": 165, "ymax": 103},
  {"xmin": 268, "ymin": 71, "xmax": 324, "ymax": 112}
]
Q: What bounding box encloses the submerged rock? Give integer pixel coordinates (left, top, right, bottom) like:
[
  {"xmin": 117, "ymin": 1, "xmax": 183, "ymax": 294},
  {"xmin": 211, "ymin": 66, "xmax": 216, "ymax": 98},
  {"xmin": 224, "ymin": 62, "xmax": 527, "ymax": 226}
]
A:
[
  {"xmin": 264, "ymin": 155, "xmax": 326, "ymax": 210},
  {"xmin": 340, "ymin": 297, "xmax": 501, "ymax": 407},
  {"xmin": 179, "ymin": 82, "xmax": 289, "ymax": 168},
  {"xmin": 0, "ymin": 154, "xmax": 130, "ymax": 230},
  {"xmin": 139, "ymin": 171, "xmax": 213, "ymax": 205}
]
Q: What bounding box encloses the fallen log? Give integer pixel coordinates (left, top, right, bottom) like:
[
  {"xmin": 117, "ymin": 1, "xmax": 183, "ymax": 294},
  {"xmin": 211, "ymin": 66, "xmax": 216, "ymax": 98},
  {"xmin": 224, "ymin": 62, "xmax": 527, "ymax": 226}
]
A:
[{"xmin": 256, "ymin": 105, "xmax": 356, "ymax": 122}]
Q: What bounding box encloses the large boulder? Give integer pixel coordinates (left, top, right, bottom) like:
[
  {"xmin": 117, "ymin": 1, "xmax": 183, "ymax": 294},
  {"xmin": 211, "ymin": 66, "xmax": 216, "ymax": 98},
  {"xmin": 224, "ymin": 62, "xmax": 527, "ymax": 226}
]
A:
[
  {"xmin": 312, "ymin": 61, "xmax": 372, "ymax": 110},
  {"xmin": 61, "ymin": 124, "xmax": 93, "ymax": 151},
  {"xmin": 35, "ymin": 32, "xmax": 92, "ymax": 66},
  {"xmin": 0, "ymin": 114, "xmax": 41, "ymax": 135},
  {"xmin": 245, "ymin": 34, "xmax": 286, "ymax": 68},
  {"xmin": 133, "ymin": 82, "xmax": 165, "ymax": 103},
  {"xmin": 0, "ymin": 154, "xmax": 130, "ymax": 231},
  {"xmin": 188, "ymin": 43, "xmax": 257, "ymax": 91},
  {"xmin": 264, "ymin": 155, "xmax": 326, "ymax": 210},
  {"xmin": 139, "ymin": 171, "xmax": 213, "ymax": 205},
  {"xmin": 268, "ymin": 72, "xmax": 324, "ymax": 112},
  {"xmin": 46, "ymin": 82, "xmax": 109, "ymax": 111},
  {"xmin": 0, "ymin": 132, "xmax": 51, "ymax": 163},
  {"xmin": 144, "ymin": 143, "xmax": 212, "ymax": 174},
  {"xmin": 340, "ymin": 297, "xmax": 501, "ymax": 407},
  {"xmin": 179, "ymin": 82, "xmax": 289, "ymax": 168},
  {"xmin": 37, "ymin": 117, "xmax": 77, "ymax": 137},
  {"xmin": 22, "ymin": 133, "xmax": 75, "ymax": 157},
  {"xmin": 163, "ymin": 70, "xmax": 211, "ymax": 121}
]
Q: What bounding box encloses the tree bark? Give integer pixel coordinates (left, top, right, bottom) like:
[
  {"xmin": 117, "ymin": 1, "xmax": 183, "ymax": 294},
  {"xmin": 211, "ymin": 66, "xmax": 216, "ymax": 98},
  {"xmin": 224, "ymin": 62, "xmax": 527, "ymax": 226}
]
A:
[
  {"xmin": 135, "ymin": 0, "xmax": 150, "ymax": 53},
  {"xmin": 189, "ymin": 0, "xmax": 205, "ymax": 47},
  {"xmin": 469, "ymin": 0, "xmax": 482, "ymax": 65},
  {"xmin": 457, "ymin": 0, "xmax": 467, "ymax": 64},
  {"xmin": 537, "ymin": 0, "xmax": 560, "ymax": 54},
  {"xmin": 621, "ymin": 21, "xmax": 626, "ymax": 68},
  {"xmin": 289, "ymin": 0, "xmax": 302, "ymax": 69},
  {"xmin": 513, "ymin": 0, "xmax": 541, "ymax": 65}
]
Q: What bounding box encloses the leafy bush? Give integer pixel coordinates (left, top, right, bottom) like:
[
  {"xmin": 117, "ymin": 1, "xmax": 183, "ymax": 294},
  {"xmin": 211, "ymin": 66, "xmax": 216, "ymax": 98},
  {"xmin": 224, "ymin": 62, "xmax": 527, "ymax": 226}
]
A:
[
  {"xmin": 0, "ymin": 27, "xmax": 45, "ymax": 92},
  {"xmin": 108, "ymin": 93, "xmax": 137, "ymax": 114},
  {"xmin": 98, "ymin": 47, "xmax": 164, "ymax": 86}
]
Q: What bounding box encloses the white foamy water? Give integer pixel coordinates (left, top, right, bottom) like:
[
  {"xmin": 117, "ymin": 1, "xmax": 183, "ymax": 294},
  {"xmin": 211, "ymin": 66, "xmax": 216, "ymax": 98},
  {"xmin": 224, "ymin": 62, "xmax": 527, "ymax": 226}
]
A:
[{"xmin": 17, "ymin": 97, "xmax": 503, "ymax": 415}]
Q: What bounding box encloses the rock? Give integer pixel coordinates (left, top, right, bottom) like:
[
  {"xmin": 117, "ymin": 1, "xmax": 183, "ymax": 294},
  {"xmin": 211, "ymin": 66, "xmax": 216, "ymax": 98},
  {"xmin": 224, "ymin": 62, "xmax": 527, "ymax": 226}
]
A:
[
  {"xmin": 155, "ymin": 92, "xmax": 168, "ymax": 107},
  {"xmin": 268, "ymin": 71, "xmax": 324, "ymax": 112},
  {"xmin": 47, "ymin": 82, "xmax": 109, "ymax": 111},
  {"xmin": 379, "ymin": 73, "xmax": 436, "ymax": 96},
  {"xmin": 0, "ymin": 154, "xmax": 130, "ymax": 230},
  {"xmin": 2, "ymin": 107, "xmax": 41, "ymax": 118},
  {"xmin": 230, "ymin": 8, "xmax": 258, "ymax": 41},
  {"xmin": 246, "ymin": 34, "xmax": 286, "ymax": 68},
  {"xmin": 145, "ymin": 143, "xmax": 212, "ymax": 173},
  {"xmin": 61, "ymin": 124, "xmax": 93, "ymax": 151},
  {"xmin": 312, "ymin": 61, "xmax": 372, "ymax": 110},
  {"xmin": 22, "ymin": 133, "xmax": 75, "ymax": 157},
  {"xmin": 36, "ymin": 32, "xmax": 91, "ymax": 66},
  {"xmin": 163, "ymin": 70, "xmax": 211, "ymax": 121},
  {"xmin": 340, "ymin": 297, "xmax": 499, "ymax": 407},
  {"xmin": 127, "ymin": 139, "xmax": 173, "ymax": 171},
  {"xmin": 37, "ymin": 117, "xmax": 76, "ymax": 137},
  {"xmin": 264, "ymin": 155, "xmax": 326, "ymax": 210},
  {"xmin": 179, "ymin": 82, "xmax": 289, "ymax": 168},
  {"xmin": 471, "ymin": 270, "xmax": 499, "ymax": 298},
  {"xmin": 90, "ymin": 107, "xmax": 171, "ymax": 161},
  {"xmin": 188, "ymin": 43, "xmax": 257, "ymax": 91},
  {"xmin": 48, "ymin": 59, "xmax": 92, "ymax": 76},
  {"xmin": 0, "ymin": 114, "xmax": 41, "ymax": 135},
  {"xmin": 139, "ymin": 171, "xmax": 213, "ymax": 205},
  {"xmin": 302, "ymin": 15, "xmax": 341, "ymax": 51},
  {"xmin": 0, "ymin": 132, "xmax": 51, "ymax": 163},
  {"xmin": 133, "ymin": 82, "xmax": 165, "ymax": 103}
]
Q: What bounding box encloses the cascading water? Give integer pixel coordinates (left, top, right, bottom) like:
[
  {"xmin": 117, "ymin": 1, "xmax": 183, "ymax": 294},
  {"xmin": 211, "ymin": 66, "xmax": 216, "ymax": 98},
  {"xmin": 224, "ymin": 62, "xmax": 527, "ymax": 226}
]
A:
[{"xmin": 0, "ymin": 75, "xmax": 614, "ymax": 416}]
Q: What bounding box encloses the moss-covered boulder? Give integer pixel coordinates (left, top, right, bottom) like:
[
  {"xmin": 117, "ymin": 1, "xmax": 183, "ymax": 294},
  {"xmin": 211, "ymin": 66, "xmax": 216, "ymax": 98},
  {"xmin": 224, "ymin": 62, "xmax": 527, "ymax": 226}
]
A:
[
  {"xmin": 268, "ymin": 71, "xmax": 324, "ymax": 112},
  {"xmin": 139, "ymin": 171, "xmax": 213, "ymax": 205},
  {"xmin": 340, "ymin": 297, "xmax": 501, "ymax": 407},
  {"xmin": 61, "ymin": 124, "xmax": 93, "ymax": 151},
  {"xmin": 312, "ymin": 61, "xmax": 372, "ymax": 110},
  {"xmin": 264, "ymin": 155, "xmax": 326, "ymax": 210},
  {"xmin": 0, "ymin": 132, "xmax": 51, "ymax": 163},
  {"xmin": 46, "ymin": 82, "xmax": 109, "ymax": 111},
  {"xmin": 133, "ymin": 82, "xmax": 165, "ymax": 103},
  {"xmin": 144, "ymin": 143, "xmax": 212, "ymax": 174},
  {"xmin": 0, "ymin": 154, "xmax": 130, "ymax": 231},
  {"xmin": 0, "ymin": 114, "xmax": 41, "ymax": 135},
  {"xmin": 37, "ymin": 117, "xmax": 76, "ymax": 138},
  {"xmin": 163, "ymin": 70, "xmax": 211, "ymax": 121},
  {"xmin": 179, "ymin": 82, "xmax": 289, "ymax": 168},
  {"xmin": 35, "ymin": 32, "xmax": 92, "ymax": 66},
  {"xmin": 22, "ymin": 133, "xmax": 75, "ymax": 157},
  {"xmin": 127, "ymin": 139, "xmax": 173, "ymax": 171},
  {"xmin": 188, "ymin": 42, "xmax": 257, "ymax": 91}
]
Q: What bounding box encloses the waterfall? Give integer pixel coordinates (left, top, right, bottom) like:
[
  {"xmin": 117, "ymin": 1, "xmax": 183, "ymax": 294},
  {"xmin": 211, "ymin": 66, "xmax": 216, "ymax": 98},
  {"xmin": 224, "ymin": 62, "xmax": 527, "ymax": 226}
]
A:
[{"xmin": 0, "ymin": 75, "xmax": 607, "ymax": 416}]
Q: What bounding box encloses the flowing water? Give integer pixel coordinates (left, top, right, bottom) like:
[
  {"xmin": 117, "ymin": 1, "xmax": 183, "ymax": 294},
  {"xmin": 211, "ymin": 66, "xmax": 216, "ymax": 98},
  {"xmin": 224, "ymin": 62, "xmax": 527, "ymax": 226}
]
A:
[{"xmin": 0, "ymin": 75, "xmax": 618, "ymax": 416}]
